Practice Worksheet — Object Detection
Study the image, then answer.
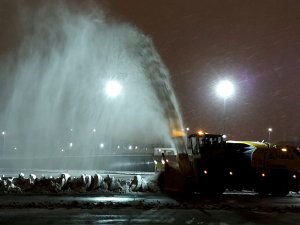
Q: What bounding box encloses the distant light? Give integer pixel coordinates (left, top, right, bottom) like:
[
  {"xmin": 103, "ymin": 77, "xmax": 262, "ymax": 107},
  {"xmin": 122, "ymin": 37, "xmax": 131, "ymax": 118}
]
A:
[
  {"xmin": 105, "ymin": 80, "xmax": 122, "ymax": 98},
  {"xmin": 13, "ymin": 147, "xmax": 17, "ymax": 151},
  {"xmin": 61, "ymin": 149, "xmax": 64, "ymax": 152},
  {"xmin": 1, "ymin": 131, "xmax": 5, "ymax": 135},
  {"xmin": 117, "ymin": 145, "xmax": 120, "ymax": 149},
  {"xmin": 222, "ymin": 134, "xmax": 227, "ymax": 139},
  {"xmin": 268, "ymin": 128, "xmax": 273, "ymax": 132},
  {"xmin": 186, "ymin": 127, "xmax": 190, "ymax": 131},
  {"xmin": 135, "ymin": 146, "xmax": 138, "ymax": 150},
  {"xmin": 128, "ymin": 145, "xmax": 132, "ymax": 150},
  {"xmin": 216, "ymin": 80, "xmax": 234, "ymax": 99},
  {"xmin": 100, "ymin": 143, "xmax": 104, "ymax": 148},
  {"xmin": 69, "ymin": 142, "xmax": 73, "ymax": 148},
  {"xmin": 281, "ymin": 148, "xmax": 287, "ymax": 152},
  {"xmin": 93, "ymin": 128, "xmax": 96, "ymax": 133},
  {"xmin": 198, "ymin": 130, "xmax": 204, "ymax": 135}
]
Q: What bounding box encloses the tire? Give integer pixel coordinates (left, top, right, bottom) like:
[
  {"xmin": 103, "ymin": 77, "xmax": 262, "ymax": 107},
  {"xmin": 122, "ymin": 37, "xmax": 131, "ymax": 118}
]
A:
[
  {"xmin": 199, "ymin": 177, "xmax": 225, "ymax": 196},
  {"xmin": 256, "ymin": 188, "xmax": 269, "ymax": 196},
  {"xmin": 270, "ymin": 183, "xmax": 289, "ymax": 197},
  {"xmin": 157, "ymin": 171, "xmax": 165, "ymax": 192},
  {"xmin": 269, "ymin": 171, "xmax": 290, "ymax": 197}
]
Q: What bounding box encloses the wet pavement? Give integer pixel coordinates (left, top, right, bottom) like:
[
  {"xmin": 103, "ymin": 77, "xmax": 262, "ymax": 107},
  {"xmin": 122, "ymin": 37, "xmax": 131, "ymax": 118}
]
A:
[{"xmin": 1, "ymin": 192, "xmax": 300, "ymax": 224}]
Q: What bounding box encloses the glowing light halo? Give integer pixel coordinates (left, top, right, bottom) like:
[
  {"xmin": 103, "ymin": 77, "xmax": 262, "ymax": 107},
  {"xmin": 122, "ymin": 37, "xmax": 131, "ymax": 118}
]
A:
[
  {"xmin": 105, "ymin": 80, "xmax": 122, "ymax": 98},
  {"xmin": 216, "ymin": 80, "xmax": 234, "ymax": 99}
]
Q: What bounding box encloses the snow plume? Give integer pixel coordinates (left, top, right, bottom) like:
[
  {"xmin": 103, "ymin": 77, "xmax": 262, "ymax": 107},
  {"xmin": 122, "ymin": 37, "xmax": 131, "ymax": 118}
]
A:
[{"xmin": 1, "ymin": 2, "xmax": 184, "ymax": 169}]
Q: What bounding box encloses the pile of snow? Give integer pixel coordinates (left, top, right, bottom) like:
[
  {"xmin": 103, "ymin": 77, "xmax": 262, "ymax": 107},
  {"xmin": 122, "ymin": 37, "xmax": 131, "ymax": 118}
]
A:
[{"xmin": 0, "ymin": 173, "xmax": 159, "ymax": 194}]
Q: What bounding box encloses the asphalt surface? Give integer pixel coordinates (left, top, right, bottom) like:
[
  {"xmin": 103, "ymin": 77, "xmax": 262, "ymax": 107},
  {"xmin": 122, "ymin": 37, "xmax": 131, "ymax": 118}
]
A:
[
  {"xmin": 1, "ymin": 191, "xmax": 300, "ymax": 209},
  {"xmin": 2, "ymin": 207, "xmax": 300, "ymax": 225},
  {"xmin": 1, "ymin": 192, "xmax": 300, "ymax": 224}
]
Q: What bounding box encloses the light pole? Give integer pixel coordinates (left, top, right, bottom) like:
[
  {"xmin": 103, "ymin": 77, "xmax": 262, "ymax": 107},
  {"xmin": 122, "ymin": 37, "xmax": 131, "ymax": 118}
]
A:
[
  {"xmin": 216, "ymin": 80, "xmax": 234, "ymax": 134},
  {"xmin": 268, "ymin": 128, "xmax": 272, "ymax": 143},
  {"xmin": 69, "ymin": 128, "xmax": 73, "ymax": 149},
  {"xmin": 92, "ymin": 128, "xmax": 97, "ymax": 152},
  {"xmin": 1, "ymin": 131, "xmax": 5, "ymax": 153}
]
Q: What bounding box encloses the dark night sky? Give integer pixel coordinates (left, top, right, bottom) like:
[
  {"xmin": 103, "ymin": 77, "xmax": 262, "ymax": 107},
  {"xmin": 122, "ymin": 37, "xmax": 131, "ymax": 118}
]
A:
[
  {"xmin": 1, "ymin": 0, "xmax": 300, "ymax": 143},
  {"xmin": 106, "ymin": 0, "xmax": 300, "ymax": 143}
]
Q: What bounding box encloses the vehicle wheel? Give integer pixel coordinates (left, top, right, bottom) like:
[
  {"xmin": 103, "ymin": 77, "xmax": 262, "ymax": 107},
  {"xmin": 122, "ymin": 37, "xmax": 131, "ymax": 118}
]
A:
[
  {"xmin": 157, "ymin": 171, "xmax": 165, "ymax": 192},
  {"xmin": 255, "ymin": 183, "xmax": 269, "ymax": 196},
  {"xmin": 183, "ymin": 177, "xmax": 195, "ymax": 195},
  {"xmin": 270, "ymin": 184, "xmax": 289, "ymax": 197},
  {"xmin": 199, "ymin": 179, "xmax": 225, "ymax": 196},
  {"xmin": 270, "ymin": 189, "xmax": 289, "ymax": 197},
  {"xmin": 256, "ymin": 189, "xmax": 269, "ymax": 196},
  {"xmin": 200, "ymin": 186, "xmax": 225, "ymax": 196},
  {"xmin": 269, "ymin": 172, "xmax": 289, "ymax": 197}
]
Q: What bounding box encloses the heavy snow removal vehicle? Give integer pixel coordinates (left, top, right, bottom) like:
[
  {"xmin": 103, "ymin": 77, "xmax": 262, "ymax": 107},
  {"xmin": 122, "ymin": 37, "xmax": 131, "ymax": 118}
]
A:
[{"xmin": 158, "ymin": 132, "xmax": 300, "ymax": 196}]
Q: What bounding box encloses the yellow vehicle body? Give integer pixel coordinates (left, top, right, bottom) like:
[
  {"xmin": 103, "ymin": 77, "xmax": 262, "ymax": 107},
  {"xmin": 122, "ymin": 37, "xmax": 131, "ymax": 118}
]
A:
[{"xmin": 228, "ymin": 140, "xmax": 300, "ymax": 172}]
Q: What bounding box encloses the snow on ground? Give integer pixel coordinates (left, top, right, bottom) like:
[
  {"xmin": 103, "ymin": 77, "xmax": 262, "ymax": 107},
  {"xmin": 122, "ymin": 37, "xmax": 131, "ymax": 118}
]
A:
[{"xmin": 0, "ymin": 170, "xmax": 159, "ymax": 194}]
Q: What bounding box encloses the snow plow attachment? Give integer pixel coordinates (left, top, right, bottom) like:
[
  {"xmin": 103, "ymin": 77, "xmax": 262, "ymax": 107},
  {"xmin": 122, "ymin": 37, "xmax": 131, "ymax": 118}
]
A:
[{"xmin": 158, "ymin": 153, "xmax": 194, "ymax": 193}]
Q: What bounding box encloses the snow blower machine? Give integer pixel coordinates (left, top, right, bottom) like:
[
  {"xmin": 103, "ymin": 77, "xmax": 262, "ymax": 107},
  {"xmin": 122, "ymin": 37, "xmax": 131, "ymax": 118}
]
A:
[{"xmin": 158, "ymin": 132, "xmax": 300, "ymax": 196}]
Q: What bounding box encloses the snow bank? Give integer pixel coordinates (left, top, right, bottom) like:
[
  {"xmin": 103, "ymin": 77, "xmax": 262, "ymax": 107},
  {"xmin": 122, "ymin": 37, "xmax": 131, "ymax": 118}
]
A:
[{"xmin": 0, "ymin": 173, "xmax": 159, "ymax": 194}]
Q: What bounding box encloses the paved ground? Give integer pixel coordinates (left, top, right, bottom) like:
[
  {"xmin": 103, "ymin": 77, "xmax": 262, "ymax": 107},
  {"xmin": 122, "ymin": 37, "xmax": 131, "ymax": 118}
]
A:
[
  {"xmin": 1, "ymin": 207, "xmax": 300, "ymax": 225},
  {"xmin": 1, "ymin": 192, "xmax": 300, "ymax": 224}
]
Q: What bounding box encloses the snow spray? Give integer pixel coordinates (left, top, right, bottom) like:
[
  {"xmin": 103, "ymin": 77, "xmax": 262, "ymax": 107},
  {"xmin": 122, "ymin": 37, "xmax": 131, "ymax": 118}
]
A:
[{"xmin": 0, "ymin": 2, "xmax": 185, "ymax": 170}]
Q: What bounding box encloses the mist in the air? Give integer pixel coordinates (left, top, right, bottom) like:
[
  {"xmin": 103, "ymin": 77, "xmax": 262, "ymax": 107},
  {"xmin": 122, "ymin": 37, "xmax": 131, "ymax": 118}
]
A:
[{"xmin": 0, "ymin": 2, "xmax": 184, "ymax": 169}]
